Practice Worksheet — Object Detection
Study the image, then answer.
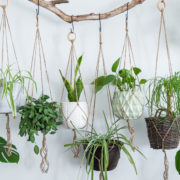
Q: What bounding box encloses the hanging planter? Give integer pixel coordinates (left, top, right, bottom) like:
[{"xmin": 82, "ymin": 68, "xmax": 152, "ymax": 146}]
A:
[
  {"xmin": 61, "ymin": 101, "xmax": 88, "ymax": 129},
  {"xmin": 145, "ymin": 1, "xmax": 180, "ymax": 180}
]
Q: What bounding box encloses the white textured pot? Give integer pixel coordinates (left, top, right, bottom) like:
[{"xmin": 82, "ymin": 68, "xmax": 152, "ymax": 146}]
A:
[
  {"xmin": 112, "ymin": 89, "xmax": 144, "ymax": 120},
  {"xmin": 0, "ymin": 83, "xmax": 22, "ymax": 114},
  {"xmin": 62, "ymin": 102, "xmax": 88, "ymax": 129}
]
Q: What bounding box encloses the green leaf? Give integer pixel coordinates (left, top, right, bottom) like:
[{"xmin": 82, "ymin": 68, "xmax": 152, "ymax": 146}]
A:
[
  {"xmin": 75, "ymin": 77, "xmax": 83, "ymax": 101},
  {"xmin": 92, "ymin": 76, "xmax": 105, "ymax": 93},
  {"xmin": 176, "ymin": 150, "xmax": 180, "ymax": 174},
  {"xmin": 75, "ymin": 56, "xmax": 83, "ymax": 79},
  {"xmin": 34, "ymin": 145, "xmax": 39, "ymax": 155},
  {"xmin": 103, "ymin": 75, "xmax": 116, "ymax": 86},
  {"xmin": 133, "ymin": 67, "xmax": 141, "ymax": 76},
  {"xmin": 139, "ymin": 79, "xmax": 147, "ymax": 84},
  {"xmin": 112, "ymin": 58, "xmax": 120, "ymax": 73}
]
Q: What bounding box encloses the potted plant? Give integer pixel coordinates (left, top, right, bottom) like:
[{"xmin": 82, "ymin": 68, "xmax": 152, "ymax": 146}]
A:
[
  {"xmin": 93, "ymin": 58, "xmax": 147, "ymax": 120},
  {"xmin": 146, "ymin": 72, "xmax": 180, "ymax": 149},
  {"xmin": 59, "ymin": 56, "xmax": 88, "ymax": 129},
  {"xmin": 0, "ymin": 136, "xmax": 19, "ymax": 163},
  {"xmin": 65, "ymin": 113, "xmax": 142, "ymax": 179},
  {"xmin": 0, "ymin": 65, "xmax": 36, "ymax": 118},
  {"xmin": 18, "ymin": 95, "xmax": 63, "ymax": 154}
]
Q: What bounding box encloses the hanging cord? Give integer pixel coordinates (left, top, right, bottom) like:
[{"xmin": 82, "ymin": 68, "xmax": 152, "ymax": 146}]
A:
[
  {"xmin": 60, "ymin": 20, "xmax": 89, "ymax": 157},
  {"xmin": 40, "ymin": 134, "xmax": 49, "ymax": 173},
  {"xmin": 6, "ymin": 114, "xmax": 12, "ymax": 156},
  {"xmin": 99, "ymin": 172, "xmax": 103, "ymax": 180}
]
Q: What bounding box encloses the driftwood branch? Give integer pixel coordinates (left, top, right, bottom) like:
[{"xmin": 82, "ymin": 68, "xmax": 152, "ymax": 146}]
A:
[{"xmin": 29, "ymin": 0, "xmax": 146, "ymax": 23}]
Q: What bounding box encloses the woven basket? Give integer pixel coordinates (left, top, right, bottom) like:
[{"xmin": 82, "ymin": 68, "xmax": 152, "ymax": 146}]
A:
[
  {"xmin": 145, "ymin": 109, "xmax": 180, "ymax": 149},
  {"xmin": 112, "ymin": 89, "xmax": 144, "ymax": 120},
  {"xmin": 84, "ymin": 143, "xmax": 121, "ymax": 171}
]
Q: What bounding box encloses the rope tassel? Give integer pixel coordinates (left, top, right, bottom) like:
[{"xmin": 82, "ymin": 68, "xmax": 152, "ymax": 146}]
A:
[
  {"xmin": 127, "ymin": 119, "xmax": 135, "ymax": 149},
  {"xmin": 163, "ymin": 149, "xmax": 169, "ymax": 180},
  {"xmin": 6, "ymin": 114, "xmax": 12, "ymax": 157},
  {"xmin": 40, "ymin": 134, "xmax": 49, "ymax": 173},
  {"xmin": 72, "ymin": 129, "xmax": 80, "ymax": 158}
]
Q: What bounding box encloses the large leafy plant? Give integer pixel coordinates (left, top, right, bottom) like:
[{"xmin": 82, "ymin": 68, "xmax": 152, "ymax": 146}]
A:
[
  {"xmin": 0, "ymin": 65, "xmax": 36, "ymax": 118},
  {"xmin": 65, "ymin": 113, "xmax": 143, "ymax": 180},
  {"xmin": 93, "ymin": 58, "xmax": 147, "ymax": 93},
  {"xmin": 146, "ymin": 72, "xmax": 180, "ymax": 117},
  {"xmin": 0, "ymin": 136, "xmax": 19, "ymax": 163},
  {"xmin": 18, "ymin": 95, "xmax": 63, "ymax": 154},
  {"xmin": 59, "ymin": 56, "xmax": 84, "ymax": 102}
]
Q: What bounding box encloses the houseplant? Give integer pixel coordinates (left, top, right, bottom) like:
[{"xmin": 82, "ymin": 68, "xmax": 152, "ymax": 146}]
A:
[
  {"xmin": 65, "ymin": 113, "xmax": 142, "ymax": 180},
  {"xmin": 146, "ymin": 72, "xmax": 180, "ymax": 149},
  {"xmin": 59, "ymin": 56, "xmax": 88, "ymax": 129},
  {"xmin": 0, "ymin": 136, "xmax": 19, "ymax": 163},
  {"xmin": 93, "ymin": 58, "xmax": 147, "ymax": 120},
  {"xmin": 18, "ymin": 95, "xmax": 62, "ymax": 154},
  {"xmin": 0, "ymin": 65, "xmax": 36, "ymax": 118}
]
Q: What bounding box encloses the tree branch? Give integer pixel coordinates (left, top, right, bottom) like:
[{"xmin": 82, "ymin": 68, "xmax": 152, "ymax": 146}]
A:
[{"xmin": 29, "ymin": 0, "xmax": 146, "ymax": 23}]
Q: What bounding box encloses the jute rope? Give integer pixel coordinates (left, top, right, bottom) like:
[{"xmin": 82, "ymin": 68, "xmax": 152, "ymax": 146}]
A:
[
  {"xmin": 113, "ymin": 4, "xmax": 143, "ymax": 148},
  {"xmin": 60, "ymin": 27, "xmax": 89, "ymax": 157},
  {"xmin": 6, "ymin": 113, "xmax": 12, "ymax": 156},
  {"xmin": 40, "ymin": 134, "xmax": 49, "ymax": 173},
  {"xmin": 99, "ymin": 173, "xmax": 103, "ymax": 180},
  {"xmin": 27, "ymin": 13, "xmax": 54, "ymax": 173},
  {"xmin": 150, "ymin": 1, "xmax": 175, "ymax": 179}
]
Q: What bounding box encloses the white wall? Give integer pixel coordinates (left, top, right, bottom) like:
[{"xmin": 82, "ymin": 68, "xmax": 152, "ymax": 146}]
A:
[{"xmin": 0, "ymin": 0, "xmax": 180, "ymax": 180}]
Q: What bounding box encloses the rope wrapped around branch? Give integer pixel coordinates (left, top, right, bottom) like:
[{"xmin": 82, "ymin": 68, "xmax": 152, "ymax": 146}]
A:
[
  {"xmin": 126, "ymin": 119, "xmax": 135, "ymax": 149},
  {"xmin": 6, "ymin": 113, "xmax": 12, "ymax": 156},
  {"xmin": 40, "ymin": 134, "xmax": 49, "ymax": 173}
]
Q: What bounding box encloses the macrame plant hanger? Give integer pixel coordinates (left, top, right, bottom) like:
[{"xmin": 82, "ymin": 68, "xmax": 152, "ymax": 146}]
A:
[
  {"xmin": 112, "ymin": 3, "xmax": 143, "ymax": 148},
  {"xmin": 27, "ymin": 0, "xmax": 53, "ymax": 173},
  {"xmin": 88, "ymin": 15, "xmax": 115, "ymax": 180},
  {"xmin": 0, "ymin": 0, "xmax": 21, "ymax": 157},
  {"xmin": 150, "ymin": 1, "xmax": 177, "ymax": 180},
  {"xmin": 60, "ymin": 17, "xmax": 89, "ymax": 158}
]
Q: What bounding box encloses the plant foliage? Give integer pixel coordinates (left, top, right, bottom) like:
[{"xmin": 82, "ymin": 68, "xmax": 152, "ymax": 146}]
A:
[
  {"xmin": 0, "ymin": 136, "xmax": 19, "ymax": 163},
  {"xmin": 59, "ymin": 56, "xmax": 84, "ymax": 102},
  {"xmin": 65, "ymin": 113, "xmax": 143, "ymax": 180},
  {"xmin": 18, "ymin": 95, "xmax": 63, "ymax": 154},
  {"xmin": 92, "ymin": 58, "xmax": 146, "ymax": 93},
  {"xmin": 0, "ymin": 65, "xmax": 37, "ymax": 118}
]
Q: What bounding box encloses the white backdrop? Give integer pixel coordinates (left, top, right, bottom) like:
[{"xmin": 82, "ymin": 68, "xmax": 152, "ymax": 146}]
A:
[{"xmin": 0, "ymin": 0, "xmax": 180, "ymax": 180}]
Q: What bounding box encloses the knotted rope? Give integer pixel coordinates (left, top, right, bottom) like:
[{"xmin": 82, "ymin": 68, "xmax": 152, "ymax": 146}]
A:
[
  {"xmin": 40, "ymin": 134, "xmax": 49, "ymax": 173},
  {"xmin": 6, "ymin": 113, "xmax": 12, "ymax": 156}
]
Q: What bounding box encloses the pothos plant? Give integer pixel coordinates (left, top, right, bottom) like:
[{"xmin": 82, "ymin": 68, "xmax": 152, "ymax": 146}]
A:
[
  {"xmin": 0, "ymin": 65, "xmax": 36, "ymax": 118},
  {"xmin": 0, "ymin": 136, "xmax": 19, "ymax": 163},
  {"xmin": 18, "ymin": 95, "xmax": 63, "ymax": 154},
  {"xmin": 93, "ymin": 58, "xmax": 147, "ymax": 93},
  {"xmin": 59, "ymin": 56, "xmax": 84, "ymax": 102},
  {"xmin": 65, "ymin": 112, "xmax": 144, "ymax": 180}
]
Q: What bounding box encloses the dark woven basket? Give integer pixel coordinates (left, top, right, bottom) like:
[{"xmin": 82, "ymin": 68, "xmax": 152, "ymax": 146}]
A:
[
  {"xmin": 84, "ymin": 143, "xmax": 121, "ymax": 171},
  {"xmin": 145, "ymin": 109, "xmax": 180, "ymax": 149}
]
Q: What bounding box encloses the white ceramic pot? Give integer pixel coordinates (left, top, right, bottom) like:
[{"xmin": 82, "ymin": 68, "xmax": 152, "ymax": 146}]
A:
[
  {"xmin": 112, "ymin": 89, "xmax": 144, "ymax": 120},
  {"xmin": 0, "ymin": 83, "xmax": 22, "ymax": 114},
  {"xmin": 62, "ymin": 102, "xmax": 88, "ymax": 129}
]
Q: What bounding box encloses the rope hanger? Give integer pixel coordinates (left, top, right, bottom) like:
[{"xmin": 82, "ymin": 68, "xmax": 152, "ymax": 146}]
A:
[
  {"xmin": 27, "ymin": 0, "xmax": 54, "ymax": 173},
  {"xmin": 60, "ymin": 17, "xmax": 89, "ymax": 158},
  {"xmin": 0, "ymin": 0, "xmax": 21, "ymax": 157}
]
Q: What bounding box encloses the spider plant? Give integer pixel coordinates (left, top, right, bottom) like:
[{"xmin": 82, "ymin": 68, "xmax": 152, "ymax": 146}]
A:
[
  {"xmin": 59, "ymin": 56, "xmax": 84, "ymax": 102},
  {"xmin": 146, "ymin": 72, "xmax": 180, "ymax": 117},
  {"xmin": 92, "ymin": 58, "xmax": 147, "ymax": 93},
  {"xmin": 0, "ymin": 65, "xmax": 37, "ymax": 118},
  {"xmin": 65, "ymin": 113, "xmax": 143, "ymax": 180}
]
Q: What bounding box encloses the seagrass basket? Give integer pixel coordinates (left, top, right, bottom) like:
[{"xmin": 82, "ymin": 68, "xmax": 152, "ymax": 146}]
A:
[{"xmin": 145, "ymin": 109, "xmax": 180, "ymax": 149}]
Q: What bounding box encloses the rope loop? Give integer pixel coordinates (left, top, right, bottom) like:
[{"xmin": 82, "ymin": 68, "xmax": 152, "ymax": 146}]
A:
[
  {"xmin": 0, "ymin": 0, "xmax": 9, "ymax": 9},
  {"xmin": 158, "ymin": 0, "xmax": 167, "ymax": 12},
  {"xmin": 67, "ymin": 31, "xmax": 76, "ymax": 43}
]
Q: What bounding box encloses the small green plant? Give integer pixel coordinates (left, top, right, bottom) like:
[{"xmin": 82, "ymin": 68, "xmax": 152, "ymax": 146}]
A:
[
  {"xmin": 146, "ymin": 72, "xmax": 180, "ymax": 117},
  {"xmin": 59, "ymin": 56, "xmax": 84, "ymax": 102},
  {"xmin": 65, "ymin": 113, "xmax": 143, "ymax": 180},
  {"xmin": 93, "ymin": 58, "xmax": 147, "ymax": 93},
  {"xmin": 0, "ymin": 65, "xmax": 36, "ymax": 118},
  {"xmin": 0, "ymin": 136, "xmax": 19, "ymax": 163},
  {"xmin": 18, "ymin": 95, "xmax": 63, "ymax": 154}
]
